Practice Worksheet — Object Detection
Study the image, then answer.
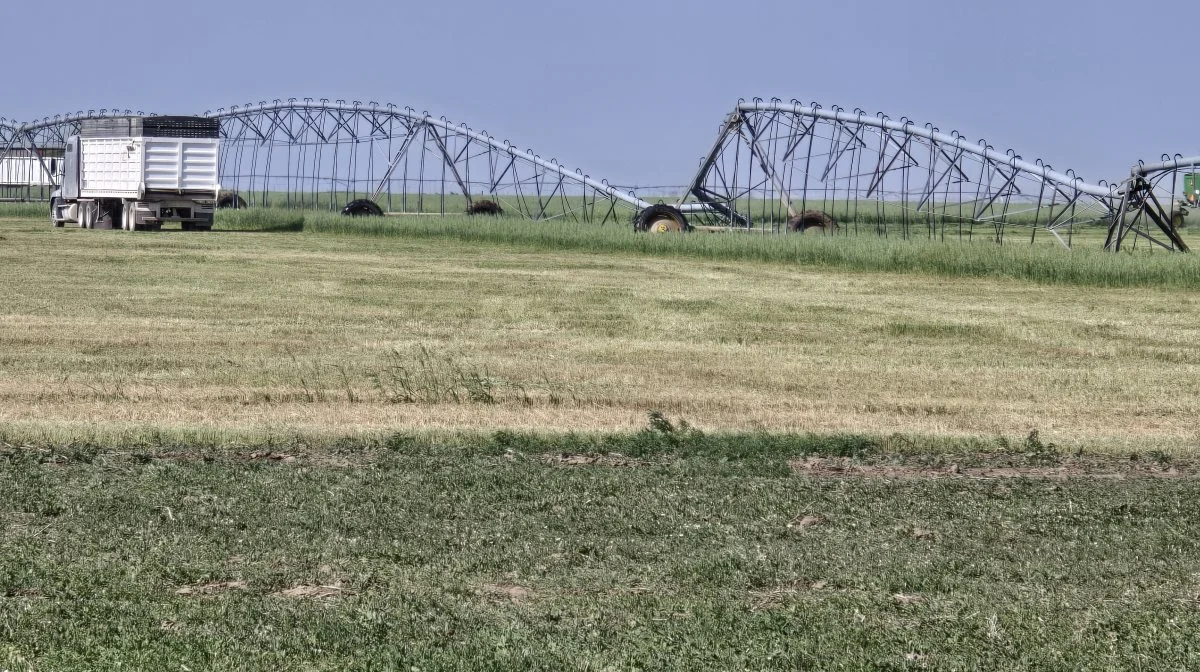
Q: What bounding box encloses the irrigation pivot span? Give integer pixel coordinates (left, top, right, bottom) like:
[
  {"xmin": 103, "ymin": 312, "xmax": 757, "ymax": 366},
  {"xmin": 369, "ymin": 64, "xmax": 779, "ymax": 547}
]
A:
[
  {"xmin": 0, "ymin": 109, "xmax": 151, "ymax": 201},
  {"xmin": 680, "ymin": 99, "xmax": 1189, "ymax": 252},
  {"xmin": 208, "ymin": 99, "xmax": 685, "ymax": 221}
]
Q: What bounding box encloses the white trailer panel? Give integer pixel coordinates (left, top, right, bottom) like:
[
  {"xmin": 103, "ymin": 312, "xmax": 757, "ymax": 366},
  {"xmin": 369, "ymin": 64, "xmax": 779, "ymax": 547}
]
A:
[
  {"xmin": 79, "ymin": 137, "xmax": 220, "ymax": 198},
  {"xmin": 79, "ymin": 138, "xmax": 142, "ymax": 197}
]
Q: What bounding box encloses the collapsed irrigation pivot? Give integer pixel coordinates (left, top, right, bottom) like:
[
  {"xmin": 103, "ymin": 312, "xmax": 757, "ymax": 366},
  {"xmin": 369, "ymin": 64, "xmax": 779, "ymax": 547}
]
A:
[{"xmin": 1, "ymin": 97, "xmax": 1196, "ymax": 251}]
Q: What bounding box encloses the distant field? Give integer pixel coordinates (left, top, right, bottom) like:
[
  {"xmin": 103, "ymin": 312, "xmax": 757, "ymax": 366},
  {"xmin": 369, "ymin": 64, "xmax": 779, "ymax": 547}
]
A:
[{"xmin": 0, "ymin": 190, "xmax": 1126, "ymax": 241}]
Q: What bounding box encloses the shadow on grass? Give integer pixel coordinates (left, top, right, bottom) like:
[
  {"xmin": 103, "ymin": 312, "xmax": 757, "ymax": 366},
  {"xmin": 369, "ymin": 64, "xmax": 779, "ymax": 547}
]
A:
[{"xmin": 214, "ymin": 222, "xmax": 306, "ymax": 233}]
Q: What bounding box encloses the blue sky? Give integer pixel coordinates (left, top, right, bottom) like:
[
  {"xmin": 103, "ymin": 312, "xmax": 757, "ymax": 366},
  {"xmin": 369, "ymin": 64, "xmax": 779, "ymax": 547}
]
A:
[{"xmin": 5, "ymin": 0, "xmax": 1195, "ymax": 190}]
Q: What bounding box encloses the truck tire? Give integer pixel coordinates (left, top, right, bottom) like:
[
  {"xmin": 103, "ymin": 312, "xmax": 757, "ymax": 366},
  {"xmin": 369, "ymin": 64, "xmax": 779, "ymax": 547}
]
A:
[
  {"xmin": 50, "ymin": 198, "xmax": 64, "ymax": 227},
  {"xmin": 634, "ymin": 204, "xmax": 689, "ymax": 233},
  {"xmin": 79, "ymin": 201, "xmax": 96, "ymax": 229},
  {"xmin": 123, "ymin": 202, "xmax": 136, "ymax": 231},
  {"xmin": 341, "ymin": 199, "xmax": 384, "ymax": 217}
]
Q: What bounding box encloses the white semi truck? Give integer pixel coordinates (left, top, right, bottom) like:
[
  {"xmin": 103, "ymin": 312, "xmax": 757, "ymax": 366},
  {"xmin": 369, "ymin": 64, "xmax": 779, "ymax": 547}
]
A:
[{"xmin": 50, "ymin": 116, "xmax": 220, "ymax": 231}]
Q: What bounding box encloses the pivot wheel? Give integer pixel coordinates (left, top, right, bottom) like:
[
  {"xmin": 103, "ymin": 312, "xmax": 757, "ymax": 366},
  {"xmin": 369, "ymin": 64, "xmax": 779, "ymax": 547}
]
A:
[
  {"xmin": 635, "ymin": 204, "xmax": 689, "ymax": 233},
  {"xmin": 341, "ymin": 199, "xmax": 384, "ymax": 217},
  {"xmin": 218, "ymin": 192, "xmax": 248, "ymax": 209},
  {"xmin": 786, "ymin": 209, "xmax": 838, "ymax": 234}
]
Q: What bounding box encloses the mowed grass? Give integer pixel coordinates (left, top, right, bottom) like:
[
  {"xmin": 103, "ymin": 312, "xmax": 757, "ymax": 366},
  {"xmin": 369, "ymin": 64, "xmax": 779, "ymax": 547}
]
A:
[
  {"xmin": 4, "ymin": 434, "xmax": 1200, "ymax": 670},
  {"xmin": 1, "ymin": 212, "xmax": 1199, "ymax": 449}
]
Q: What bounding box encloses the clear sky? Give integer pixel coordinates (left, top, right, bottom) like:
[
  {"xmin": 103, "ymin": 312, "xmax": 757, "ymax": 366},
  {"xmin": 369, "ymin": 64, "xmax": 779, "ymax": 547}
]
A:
[{"xmin": 5, "ymin": 0, "xmax": 1196, "ymax": 191}]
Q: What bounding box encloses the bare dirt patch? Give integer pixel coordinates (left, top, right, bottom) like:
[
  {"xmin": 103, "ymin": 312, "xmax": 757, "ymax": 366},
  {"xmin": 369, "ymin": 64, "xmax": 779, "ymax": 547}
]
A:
[
  {"xmin": 910, "ymin": 527, "xmax": 936, "ymax": 540},
  {"xmin": 175, "ymin": 580, "xmax": 248, "ymax": 596},
  {"xmin": 245, "ymin": 451, "xmax": 298, "ymax": 463},
  {"xmin": 787, "ymin": 514, "xmax": 826, "ymax": 529},
  {"xmin": 749, "ymin": 580, "xmax": 829, "ymax": 611},
  {"xmin": 271, "ymin": 584, "xmax": 352, "ymax": 599},
  {"xmin": 789, "ymin": 455, "xmax": 1191, "ymax": 480},
  {"xmin": 132, "ymin": 450, "xmax": 364, "ymax": 469},
  {"xmin": 478, "ymin": 583, "xmax": 533, "ymax": 604},
  {"xmin": 541, "ymin": 453, "xmax": 650, "ymax": 468}
]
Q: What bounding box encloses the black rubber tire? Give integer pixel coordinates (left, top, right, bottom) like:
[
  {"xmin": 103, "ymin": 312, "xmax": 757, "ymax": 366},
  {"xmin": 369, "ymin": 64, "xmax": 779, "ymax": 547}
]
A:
[
  {"xmin": 634, "ymin": 204, "xmax": 689, "ymax": 233},
  {"xmin": 110, "ymin": 202, "xmax": 126, "ymax": 231},
  {"xmin": 80, "ymin": 202, "xmax": 95, "ymax": 229},
  {"xmin": 217, "ymin": 193, "xmax": 248, "ymax": 209},
  {"xmin": 786, "ymin": 210, "xmax": 838, "ymax": 234},
  {"xmin": 122, "ymin": 202, "xmax": 135, "ymax": 232},
  {"xmin": 341, "ymin": 199, "xmax": 384, "ymax": 217},
  {"xmin": 466, "ymin": 199, "xmax": 504, "ymax": 216},
  {"xmin": 50, "ymin": 198, "xmax": 63, "ymax": 227}
]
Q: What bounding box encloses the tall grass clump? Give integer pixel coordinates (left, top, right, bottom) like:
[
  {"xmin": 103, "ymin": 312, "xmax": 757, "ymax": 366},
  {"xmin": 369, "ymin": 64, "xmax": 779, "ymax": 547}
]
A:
[
  {"xmin": 215, "ymin": 208, "xmax": 306, "ymax": 232},
  {"xmin": 216, "ymin": 208, "xmax": 1200, "ymax": 289},
  {"xmin": 0, "ymin": 201, "xmax": 50, "ymax": 218}
]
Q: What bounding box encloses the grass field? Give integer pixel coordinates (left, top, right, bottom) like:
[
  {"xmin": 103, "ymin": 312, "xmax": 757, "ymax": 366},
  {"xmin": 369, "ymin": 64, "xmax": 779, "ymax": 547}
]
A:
[
  {"xmin": 2, "ymin": 210, "xmax": 1198, "ymax": 447},
  {"xmin": 5, "ymin": 435, "xmax": 1200, "ymax": 670},
  {"xmin": 3, "ymin": 209, "xmax": 1200, "ymax": 668}
]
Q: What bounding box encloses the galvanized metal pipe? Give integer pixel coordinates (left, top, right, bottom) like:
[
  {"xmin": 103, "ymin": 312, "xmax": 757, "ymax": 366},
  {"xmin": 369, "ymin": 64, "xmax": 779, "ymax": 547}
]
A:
[{"xmin": 1133, "ymin": 156, "xmax": 1200, "ymax": 176}]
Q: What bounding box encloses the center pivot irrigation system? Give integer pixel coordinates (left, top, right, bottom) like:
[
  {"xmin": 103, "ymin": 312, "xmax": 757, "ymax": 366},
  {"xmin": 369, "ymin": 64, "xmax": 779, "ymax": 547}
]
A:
[
  {"xmin": 677, "ymin": 100, "xmax": 1192, "ymax": 253},
  {"xmin": 1, "ymin": 97, "xmax": 1197, "ymax": 252}
]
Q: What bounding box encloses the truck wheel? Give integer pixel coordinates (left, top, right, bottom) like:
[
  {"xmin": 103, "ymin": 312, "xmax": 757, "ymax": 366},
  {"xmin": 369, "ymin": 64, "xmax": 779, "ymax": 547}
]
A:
[
  {"xmin": 123, "ymin": 203, "xmax": 137, "ymax": 232},
  {"xmin": 341, "ymin": 199, "xmax": 384, "ymax": 217},
  {"xmin": 80, "ymin": 202, "xmax": 96, "ymax": 229},
  {"xmin": 50, "ymin": 198, "xmax": 64, "ymax": 227}
]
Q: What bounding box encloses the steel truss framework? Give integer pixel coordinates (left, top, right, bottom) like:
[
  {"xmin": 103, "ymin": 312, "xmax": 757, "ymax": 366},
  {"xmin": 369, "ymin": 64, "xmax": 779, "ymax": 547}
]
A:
[
  {"xmin": 0, "ymin": 109, "xmax": 150, "ymax": 202},
  {"xmin": 0, "ymin": 98, "xmax": 1196, "ymax": 250},
  {"xmin": 0, "ymin": 101, "xmax": 660, "ymax": 223},
  {"xmin": 208, "ymin": 100, "xmax": 665, "ymax": 222},
  {"xmin": 681, "ymin": 100, "xmax": 1192, "ymax": 251}
]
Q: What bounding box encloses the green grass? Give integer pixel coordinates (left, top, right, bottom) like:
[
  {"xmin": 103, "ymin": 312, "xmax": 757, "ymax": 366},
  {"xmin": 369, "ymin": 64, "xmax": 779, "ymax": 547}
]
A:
[
  {"xmin": 214, "ymin": 208, "xmax": 1200, "ymax": 289},
  {"xmin": 0, "ymin": 202, "xmax": 49, "ymax": 219},
  {"xmin": 3, "ymin": 429, "xmax": 1200, "ymax": 670}
]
